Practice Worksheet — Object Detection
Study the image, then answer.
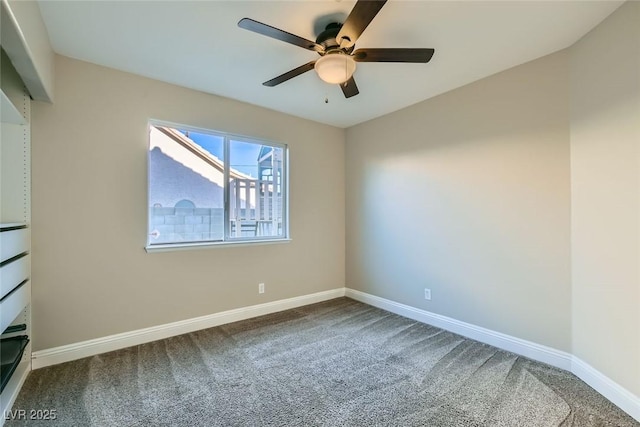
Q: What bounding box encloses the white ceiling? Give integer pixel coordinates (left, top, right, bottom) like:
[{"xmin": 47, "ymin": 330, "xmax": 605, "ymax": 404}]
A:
[{"xmin": 37, "ymin": 1, "xmax": 622, "ymax": 128}]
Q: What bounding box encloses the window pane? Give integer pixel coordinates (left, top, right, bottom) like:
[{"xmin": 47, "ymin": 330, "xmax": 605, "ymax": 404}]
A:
[
  {"xmin": 147, "ymin": 122, "xmax": 288, "ymax": 248},
  {"xmin": 229, "ymin": 140, "xmax": 284, "ymax": 238},
  {"xmin": 148, "ymin": 126, "xmax": 224, "ymax": 244}
]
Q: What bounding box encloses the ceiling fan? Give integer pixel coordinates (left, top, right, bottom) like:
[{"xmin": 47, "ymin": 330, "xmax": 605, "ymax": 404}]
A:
[{"xmin": 238, "ymin": 0, "xmax": 435, "ymax": 99}]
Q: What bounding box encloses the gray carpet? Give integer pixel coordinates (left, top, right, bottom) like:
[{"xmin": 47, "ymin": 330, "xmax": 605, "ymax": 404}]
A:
[{"xmin": 7, "ymin": 298, "xmax": 638, "ymax": 426}]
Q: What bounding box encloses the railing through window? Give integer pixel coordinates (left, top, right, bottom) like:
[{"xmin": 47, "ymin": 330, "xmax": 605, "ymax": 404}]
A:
[{"xmin": 229, "ymin": 178, "xmax": 282, "ymax": 237}]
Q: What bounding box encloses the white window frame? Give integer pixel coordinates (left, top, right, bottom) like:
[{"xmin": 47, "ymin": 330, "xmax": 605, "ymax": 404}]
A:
[{"xmin": 145, "ymin": 120, "xmax": 290, "ymax": 252}]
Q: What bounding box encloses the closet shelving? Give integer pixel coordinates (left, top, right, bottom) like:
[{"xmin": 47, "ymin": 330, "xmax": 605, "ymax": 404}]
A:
[
  {"xmin": 0, "ymin": 223, "xmax": 31, "ymax": 393},
  {"xmin": 0, "ymin": 47, "xmax": 32, "ymax": 420}
]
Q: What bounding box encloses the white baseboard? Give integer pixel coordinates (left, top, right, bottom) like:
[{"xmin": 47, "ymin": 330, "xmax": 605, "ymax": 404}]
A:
[
  {"xmin": 30, "ymin": 286, "xmax": 639, "ymax": 423},
  {"xmin": 572, "ymin": 356, "xmax": 640, "ymax": 422},
  {"xmin": 32, "ymin": 288, "xmax": 346, "ymax": 369},
  {"xmin": 345, "ymin": 288, "xmax": 640, "ymax": 423},
  {"xmin": 345, "ymin": 288, "xmax": 573, "ymax": 370}
]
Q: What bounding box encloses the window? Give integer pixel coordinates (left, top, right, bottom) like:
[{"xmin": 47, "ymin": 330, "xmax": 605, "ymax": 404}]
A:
[{"xmin": 147, "ymin": 122, "xmax": 288, "ymax": 249}]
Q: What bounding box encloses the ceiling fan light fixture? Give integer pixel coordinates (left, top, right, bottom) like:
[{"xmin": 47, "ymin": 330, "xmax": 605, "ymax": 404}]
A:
[{"xmin": 314, "ymin": 54, "xmax": 356, "ymax": 84}]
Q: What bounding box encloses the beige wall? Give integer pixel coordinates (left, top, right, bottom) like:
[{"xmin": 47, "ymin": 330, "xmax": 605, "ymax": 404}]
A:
[
  {"xmin": 346, "ymin": 52, "xmax": 572, "ymax": 351},
  {"xmin": 30, "ymin": 55, "xmax": 345, "ymax": 350},
  {"xmin": 27, "ymin": 2, "xmax": 639, "ymax": 405},
  {"xmin": 570, "ymin": 1, "xmax": 640, "ymax": 396}
]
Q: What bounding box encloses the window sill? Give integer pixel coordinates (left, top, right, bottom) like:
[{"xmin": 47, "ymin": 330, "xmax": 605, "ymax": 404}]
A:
[{"xmin": 145, "ymin": 238, "xmax": 292, "ymax": 253}]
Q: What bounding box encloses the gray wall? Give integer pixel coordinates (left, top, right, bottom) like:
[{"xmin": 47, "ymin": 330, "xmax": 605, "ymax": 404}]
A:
[
  {"xmin": 346, "ymin": 51, "xmax": 572, "ymax": 351},
  {"xmin": 30, "ymin": 55, "xmax": 345, "ymax": 350},
  {"xmin": 570, "ymin": 1, "xmax": 640, "ymax": 396},
  {"xmin": 149, "ymin": 207, "xmax": 224, "ymax": 244},
  {"xmin": 148, "ymin": 146, "xmax": 224, "ymax": 209},
  {"xmin": 346, "ymin": 0, "xmax": 639, "ymax": 398}
]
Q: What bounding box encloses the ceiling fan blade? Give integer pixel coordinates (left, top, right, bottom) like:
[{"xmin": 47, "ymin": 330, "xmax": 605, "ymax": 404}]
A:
[
  {"xmin": 353, "ymin": 48, "xmax": 435, "ymax": 63},
  {"xmin": 336, "ymin": 0, "xmax": 387, "ymax": 48},
  {"xmin": 340, "ymin": 76, "xmax": 359, "ymax": 99},
  {"xmin": 238, "ymin": 18, "xmax": 324, "ymax": 52},
  {"xmin": 263, "ymin": 61, "xmax": 316, "ymax": 87}
]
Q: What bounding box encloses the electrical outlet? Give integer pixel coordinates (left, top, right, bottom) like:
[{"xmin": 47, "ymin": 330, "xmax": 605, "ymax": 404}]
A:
[
  {"xmin": 258, "ymin": 283, "xmax": 265, "ymax": 294},
  {"xmin": 424, "ymin": 288, "xmax": 431, "ymax": 300}
]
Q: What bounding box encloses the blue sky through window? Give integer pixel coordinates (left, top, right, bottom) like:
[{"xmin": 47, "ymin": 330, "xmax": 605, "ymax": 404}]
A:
[{"xmin": 179, "ymin": 130, "xmax": 261, "ymax": 177}]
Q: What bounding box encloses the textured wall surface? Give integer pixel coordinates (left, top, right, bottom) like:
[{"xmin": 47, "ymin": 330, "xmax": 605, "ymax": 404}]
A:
[
  {"xmin": 346, "ymin": 51, "xmax": 572, "ymax": 352},
  {"xmin": 570, "ymin": 0, "xmax": 640, "ymax": 397},
  {"xmin": 30, "ymin": 56, "xmax": 345, "ymax": 350}
]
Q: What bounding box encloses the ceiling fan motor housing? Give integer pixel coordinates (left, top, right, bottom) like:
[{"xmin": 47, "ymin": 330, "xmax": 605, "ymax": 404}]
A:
[
  {"xmin": 316, "ymin": 23, "xmax": 354, "ymax": 54},
  {"xmin": 238, "ymin": 0, "xmax": 434, "ymax": 98}
]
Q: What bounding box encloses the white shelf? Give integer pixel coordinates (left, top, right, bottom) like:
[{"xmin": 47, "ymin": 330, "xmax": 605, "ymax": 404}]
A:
[
  {"xmin": 0, "ymin": 255, "xmax": 29, "ymax": 300},
  {"xmin": 0, "ymin": 282, "xmax": 30, "ymax": 334},
  {"xmin": 0, "ymin": 227, "xmax": 29, "ymax": 263},
  {"xmin": 0, "ymin": 89, "xmax": 26, "ymax": 125}
]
